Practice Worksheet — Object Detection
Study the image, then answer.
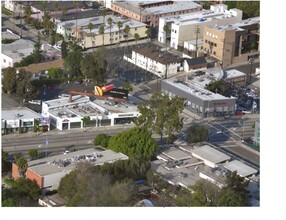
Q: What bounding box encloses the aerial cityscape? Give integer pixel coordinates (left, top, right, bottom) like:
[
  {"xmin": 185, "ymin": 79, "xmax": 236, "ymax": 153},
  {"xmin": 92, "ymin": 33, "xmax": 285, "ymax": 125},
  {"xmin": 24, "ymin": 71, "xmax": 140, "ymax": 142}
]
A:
[{"xmin": 1, "ymin": 0, "xmax": 260, "ymax": 209}]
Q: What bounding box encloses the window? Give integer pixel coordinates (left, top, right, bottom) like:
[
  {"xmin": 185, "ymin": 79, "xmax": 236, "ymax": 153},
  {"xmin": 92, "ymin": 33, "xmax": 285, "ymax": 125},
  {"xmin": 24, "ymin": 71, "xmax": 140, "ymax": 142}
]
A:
[
  {"xmin": 135, "ymin": 28, "xmax": 137, "ymax": 31},
  {"xmin": 3, "ymin": 59, "xmax": 6, "ymax": 63}
]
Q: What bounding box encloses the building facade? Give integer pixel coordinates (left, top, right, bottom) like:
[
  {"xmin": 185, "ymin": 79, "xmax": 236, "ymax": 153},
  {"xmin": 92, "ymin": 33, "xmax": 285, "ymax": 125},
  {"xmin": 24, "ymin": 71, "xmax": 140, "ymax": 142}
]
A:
[
  {"xmin": 158, "ymin": 4, "xmax": 242, "ymax": 50},
  {"xmin": 202, "ymin": 17, "xmax": 260, "ymax": 66},
  {"xmin": 41, "ymin": 95, "xmax": 139, "ymax": 131},
  {"xmin": 2, "ymin": 107, "xmax": 50, "ymax": 135},
  {"xmin": 161, "ymin": 77, "xmax": 236, "ymax": 118},
  {"xmin": 56, "ymin": 15, "xmax": 147, "ymax": 48},
  {"xmin": 111, "ymin": 1, "xmax": 202, "ymax": 27}
]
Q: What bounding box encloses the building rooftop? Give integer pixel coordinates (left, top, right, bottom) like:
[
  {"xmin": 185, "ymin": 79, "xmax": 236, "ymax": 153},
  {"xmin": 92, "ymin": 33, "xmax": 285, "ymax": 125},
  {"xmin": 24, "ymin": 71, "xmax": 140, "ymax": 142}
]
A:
[
  {"xmin": 164, "ymin": 75, "xmax": 236, "ymax": 102},
  {"xmin": 44, "ymin": 95, "xmax": 90, "ymax": 109},
  {"xmin": 185, "ymin": 57, "xmax": 207, "ymax": 67},
  {"xmin": 160, "ymin": 6, "xmax": 241, "ymax": 26},
  {"xmin": 30, "ymin": 1, "xmax": 87, "ymax": 12},
  {"xmin": 223, "ymin": 160, "xmax": 258, "ymax": 178},
  {"xmin": 2, "ymin": 38, "xmax": 35, "ymax": 59},
  {"xmin": 113, "ymin": 1, "xmax": 201, "ymax": 16},
  {"xmin": 92, "ymin": 99, "xmax": 138, "ymax": 114},
  {"xmin": 16, "ymin": 59, "xmax": 64, "ymax": 74},
  {"xmin": 133, "ymin": 47, "xmax": 182, "ymax": 65},
  {"xmin": 224, "ymin": 69, "xmax": 246, "ymax": 79},
  {"xmin": 208, "ymin": 17, "xmax": 260, "ymax": 32},
  {"xmin": 58, "ymin": 15, "xmax": 146, "ymax": 34},
  {"xmin": 39, "ymin": 194, "xmax": 66, "ymax": 207},
  {"xmin": 2, "ymin": 107, "xmax": 42, "ymax": 120},
  {"xmin": 191, "ymin": 145, "xmax": 231, "ymax": 164},
  {"xmin": 28, "ymin": 148, "xmax": 129, "ymax": 176},
  {"xmin": 2, "ymin": 30, "xmax": 20, "ymax": 40}
]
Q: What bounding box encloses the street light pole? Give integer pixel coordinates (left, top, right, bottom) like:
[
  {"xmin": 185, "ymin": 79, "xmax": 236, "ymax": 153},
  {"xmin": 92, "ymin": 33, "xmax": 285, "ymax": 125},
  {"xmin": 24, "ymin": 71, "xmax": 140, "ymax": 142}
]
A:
[{"xmin": 248, "ymin": 58, "xmax": 254, "ymax": 84}]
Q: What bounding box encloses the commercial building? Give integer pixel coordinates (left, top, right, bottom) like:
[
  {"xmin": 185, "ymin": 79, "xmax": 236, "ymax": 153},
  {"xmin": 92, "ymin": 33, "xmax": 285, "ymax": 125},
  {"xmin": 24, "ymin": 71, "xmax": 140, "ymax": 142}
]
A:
[
  {"xmin": 158, "ymin": 4, "xmax": 242, "ymax": 50},
  {"xmin": 151, "ymin": 143, "xmax": 258, "ymax": 190},
  {"xmin": 253, "ymin": 119, "xmax": 260, "ymax": 146},
  {"xmin": 111, "ymin": 0, "xmax": 202, "ymax": 27},
  {"xmin": 12, "ymin": 148, "xmax": 129, "ymax": 194},
  {"xmin": 41, "ymin": 95, "xmax": 140, "ymax": 130},
  {"xmin": 202, "ymin": 17, "xmax": 260, "ymax": 66},
  {"xmin": 2, "ymin": 107, "xmax": 50, "ymax": 135},
  {"xmin": 56, "ymin": 15, "xmax": 147, "ymax": 48},
  {"xmin": 161, "ymin": 74, "xmax": 236, "ymax": 118}
]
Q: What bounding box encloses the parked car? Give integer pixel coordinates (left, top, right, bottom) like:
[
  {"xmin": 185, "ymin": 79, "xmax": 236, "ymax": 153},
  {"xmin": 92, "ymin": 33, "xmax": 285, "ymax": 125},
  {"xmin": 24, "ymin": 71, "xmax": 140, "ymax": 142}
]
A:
[
  {"xmin": 16, "ymin": 24, "xmax": 28, "ymax": 31},
  {"xmin": 58, "ymin": 94, "xmax": 70, "ymax": 99},
  {"xmin": 28, "ymin": 100, "xmax": 41, "ymax": 105},
  {"xmin": 235, "ymin": 110, "xmax": 245, "ymax": 116},
  {"xmin": 63, "ymin": 150, "xmax": 69, "ymax": 155}
]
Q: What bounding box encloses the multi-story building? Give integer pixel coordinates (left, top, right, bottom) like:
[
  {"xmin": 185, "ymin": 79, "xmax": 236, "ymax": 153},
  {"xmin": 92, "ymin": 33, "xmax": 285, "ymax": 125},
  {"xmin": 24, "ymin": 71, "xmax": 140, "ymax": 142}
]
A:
[
  {"xmin": 110, "ymin": 0, "xmax": 202, "ymax": 27},
  {"xmin": 202, "ymin": 17, "xmax": 260, "ymax": 66},
  {"xmin": 158, "ymin": 4, "xmax": 242, "ymax": 50},
  {"xmin": 56, "ymin": 15, "xmax": 147, "ymax": 48}
]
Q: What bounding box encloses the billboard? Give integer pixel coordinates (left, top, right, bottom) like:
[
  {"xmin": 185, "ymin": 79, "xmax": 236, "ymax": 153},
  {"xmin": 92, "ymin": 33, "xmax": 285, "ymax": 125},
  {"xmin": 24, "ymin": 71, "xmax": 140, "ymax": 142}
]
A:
[{"xmin": 103, "ymin": 88, "xmax": 129, "ymax": 99}]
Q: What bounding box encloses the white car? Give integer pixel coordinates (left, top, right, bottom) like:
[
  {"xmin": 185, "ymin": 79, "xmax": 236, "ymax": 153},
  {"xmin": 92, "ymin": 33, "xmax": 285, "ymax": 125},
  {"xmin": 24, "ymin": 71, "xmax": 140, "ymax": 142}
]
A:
[
  {"xmin": 58, "ymin": 94, "xmax": 70, "ymax": 99},
  {"xmin": 63, "ymin": 150, "xmax": 69, "ymax": 155},
  {"xmin": 28, "ymin": 100, "xmax": 41, "ymax": 105}
]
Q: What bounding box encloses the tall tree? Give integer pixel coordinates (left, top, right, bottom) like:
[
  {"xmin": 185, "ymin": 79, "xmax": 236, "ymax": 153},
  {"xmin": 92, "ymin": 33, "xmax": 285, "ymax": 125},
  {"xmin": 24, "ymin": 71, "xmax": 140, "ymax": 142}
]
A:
[
  {"xmin": 87, "ymin": 22, "xmax": 94, "ymax": 51},
  {"xmin": 24, "ymin": 5, "xmax": 32, "ymax": 24},
  {"xmin": 124, "ymin": 25, "xmax": 130, "ymax": 54},
  {"xmin": 215, "ymin": 188, "xmax": 245, "ymax": 206},
  {"xmin": 99, "ymin": 25, "xmax": 105, "ymax": 46},
  {"xmin": 134, "ymin": 33, "xmax": 140, "ymax": 46},
  {"xmin": 224, "ymin": 171, "xmax": 250, "ymax": 203},
  {"xmin": 100, "ymin": 8, "xmax": 107, "ymax": 25},
  {"xmin": 73, "ymin": 1, "xmax": 79, "ymax": 41},
  {"xmin": 108, "ymin": 127, "xmax": 158, "ymax": 160},
  {"xmin": 186, "ymin": 125, "xmax": 209, "ymax": 143},
  {"xmin": 163, "ymin": 24, "xmax": 170, "ymax": 51},
  {"xmin": 16, "ymin": 157, "xmax": 28, "ymax": 177},
  {"xmin": 2, "ymin": 67, "xmax": 17, "ymax": 94},
  {"xmin": 117, "ymin": 21, "xmax": 123, "ymax": 45},
  {"xmin": 135, "ymin": 93, "xmax": 185, "ymax": 143},
  {"xmin": 61, "ymin": 39, "xmax": 68, "ymax": 58},
  {"xmin": 64, "ymin": 43, "xmax": 82, "ymax": 78},
  {"xmin": 145, "ymin": 26, "xmax": 152, "ymax": 45},
  {"xmin": 107, "ymin": 17, "xmax": 113, "ymax": 45},
  {"xmin": 54, "ymin": 1, "xmax": 59, "ymax": 12},
  {"xmin": 28, "ymin": 149, "xmax": 38, "ymax": 160}
]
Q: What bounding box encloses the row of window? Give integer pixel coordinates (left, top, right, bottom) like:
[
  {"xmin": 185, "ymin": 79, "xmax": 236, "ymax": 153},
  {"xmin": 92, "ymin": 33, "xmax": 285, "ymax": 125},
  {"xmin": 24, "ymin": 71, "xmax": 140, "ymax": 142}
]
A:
[
  {"xmin": 3, "ymin": 59, "xmax": 11, "ymax": 65},
  {"xmin": 206, "ymin": 31, "xmax": 218, "ymax": 39},
  {"xmin": 204, "ymin": 40, "xmax": 217, "ymax": 47}
]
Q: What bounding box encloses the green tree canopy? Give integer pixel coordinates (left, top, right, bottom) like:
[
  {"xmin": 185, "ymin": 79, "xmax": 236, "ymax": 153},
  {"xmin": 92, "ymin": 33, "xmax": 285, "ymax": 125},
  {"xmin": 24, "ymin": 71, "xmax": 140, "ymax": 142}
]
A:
[
  {"xmin": 186, "ymin": 125, "xmax": 209, "ymax": 143},
  {"xmin": 80, "ymin": 47, "xmax": 107, "ymax": 84},
  {"xmin": 28, "ymin": 149, "xmax": 38, "ymax": 160},
  {"xmin": 16, "ymin": 157, "xmax": 28, "ymax": 177},
  {"xmin": 94, "ymin": 133, "xmax": 110, "ymax": 148},
  {"xmin": 108, "ymin": 127, "xmax": 158, "ymax": 160},
  {"xmin": 135, "ymin": 93, "xmax": 185, "ymax": 143},
  {"xmin": 215, "ymin": 188, "xmax": 245, "ymax": 206},
  {"xmin": 2, "ymin": 67, "xmax": 17, "ymax": 94},
  {"xmin": 206, "ymin": 80, "xmax": 231, "ymax": 96},
  {"xmin": 64, "ymin": 42, "xmax": 82, "ymax": 77}
]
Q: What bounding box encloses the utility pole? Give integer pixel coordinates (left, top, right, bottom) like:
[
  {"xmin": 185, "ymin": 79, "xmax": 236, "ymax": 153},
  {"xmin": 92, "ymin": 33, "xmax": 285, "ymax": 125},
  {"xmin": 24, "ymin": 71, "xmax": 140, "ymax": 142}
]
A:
[{"xmin": 195, "ymin": 25, "xmax": 200, "ymax": 58}]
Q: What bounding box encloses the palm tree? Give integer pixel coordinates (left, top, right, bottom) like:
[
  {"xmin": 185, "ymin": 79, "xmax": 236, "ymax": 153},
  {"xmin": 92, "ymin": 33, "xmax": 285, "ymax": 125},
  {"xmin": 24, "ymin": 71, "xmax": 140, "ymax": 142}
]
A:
[
  {"xmin": 163, "ymin": 24, "xmax": 170, "ymax": 51},
  {"xmin": 73, "ymin": 1, "xmax": 79, "ymax": 41},
  {"xmin": 61, "ymin": 7, "xmax": 67, "ymax": 38},
  {"xmin": 101, "ymin": 8, "xmax": 107, "ymax": 25},
  {"xmin": 87, "ymin": 22, "xmax": 94, "ymax": 51},
  {"xmin": 46, "ymin": 20, "xmax": 55, "ymax": 44},
  {"xmin": 54, "ymin": 1, "xmax": 59, "ymax": 12},
  {"xmin": 145, "ymin": 26, "xmax": 152, "ymax": 45},
  {"xmin": 117, "ymin": 21, "xmax": 123, "ymax": 46},
  {"xmin": 24, "ymin": 5, "xmax": 32, "ymax": 24},
  {"xmin": 99, "ymin": 25, "xmax": 105, "ymax": 46},
  {"xmin": 16, "ymin": 157, "xmax": 28, "ymax": 177},
  {"xmin": 134, "ymin": 33, "xmax": 140, "ymax": 46},
  {"xmin": 107, "ymin": 17, "xmax": 113, "ymax": 45},
  {"xmin": 124, "ymin": 24, "xmax": 130, "ymax": 46}
]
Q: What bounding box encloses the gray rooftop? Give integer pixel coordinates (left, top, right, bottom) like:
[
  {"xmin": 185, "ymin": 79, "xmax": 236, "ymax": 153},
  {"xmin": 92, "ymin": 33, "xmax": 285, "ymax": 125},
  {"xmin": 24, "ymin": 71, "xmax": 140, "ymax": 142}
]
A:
[
  {"xmin": 224, "ymin": 69, "xmax": 246, "ymax": 79},
  {"xmin": 58, "ymin": 15, "xmax": 146, "ymax": 34},
  {"xmin": 2, "ymin": 31, "xmax": 20, "ymax": 40},
  {"xmin": 159, "ymin": 146, "xmax": 192, "ymax": 161},
  {"xmin": 28, "ymin": 148, "xmax": 129, "ymax": 176},
  {"xmin": 44, "ymin": 95, "xmax": 90, "ymax": 109},
  {"xmin": 113, "ymin": 1, "xmax": 201, "ymax": 16},
  {"xmin": 2, "ymin": 107, "xmax": 42, "ymax": 120},
  {"xmin": 223, "ymin": 160, "xmax": 258, "ymax": 177},
  {"xmin": 164, "ymin": 76, "xmax": 236, "ymax": 102},
  {"xmin": 2, "ymin": 38, "xmax": 35, "ymax": 59},
  {"xmin": 192, "ymin": 145, "xmax": 231, "ymax": 164}
]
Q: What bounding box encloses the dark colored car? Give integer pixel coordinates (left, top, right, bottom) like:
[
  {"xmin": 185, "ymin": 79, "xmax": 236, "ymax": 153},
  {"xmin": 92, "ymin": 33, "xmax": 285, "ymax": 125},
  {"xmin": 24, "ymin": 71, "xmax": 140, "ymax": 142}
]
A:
[
  {"xmin": 16, "ymin": 24, "xmax": 28, "ymax": 31},
  {"xmin": 235, "ymin": 110, "xmax": 245, "ymax": 116}
]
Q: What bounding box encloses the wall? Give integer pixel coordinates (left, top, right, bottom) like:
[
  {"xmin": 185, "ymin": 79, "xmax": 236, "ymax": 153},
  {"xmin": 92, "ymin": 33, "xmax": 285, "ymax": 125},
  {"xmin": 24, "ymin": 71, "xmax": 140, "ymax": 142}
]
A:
[
  {"xmin": 1, "ymin": 53, "xmax": 14, "ymax": 68},
  {"xmin": 26, "ymin": 168, "xmax": 43, "ymax": 188},
  {"xmin": 43, "ymin": 170, "xmax": 72, "ymax": 191}
]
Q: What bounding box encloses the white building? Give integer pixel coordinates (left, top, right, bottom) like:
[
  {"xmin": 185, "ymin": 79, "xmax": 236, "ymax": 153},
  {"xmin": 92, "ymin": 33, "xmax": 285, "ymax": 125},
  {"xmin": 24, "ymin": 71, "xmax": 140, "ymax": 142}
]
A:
[
  {"xmin": 56, "ymin": 15, "xmax": 147, "ymax": 48},
  {"xmin": 125, "ymin": 47, "xmax": 183, "ymax": 78},
  {"xmin": 3, "ymin": 0, "xmax": 22, "ymax": 13},
  {"xmin": 42, "ymin": 95, "xmax": 140, "ymax": 131},
  {"xmin": 1, "ymin": 37, "xmax": 35, "ymax": 69},
  {"xmin": 158, "ymin": 4, "xmax": 242, "ymax": 49},
  {"xmin": 2, "ymin": 107, "xmax": 50, "ymax": 135}
]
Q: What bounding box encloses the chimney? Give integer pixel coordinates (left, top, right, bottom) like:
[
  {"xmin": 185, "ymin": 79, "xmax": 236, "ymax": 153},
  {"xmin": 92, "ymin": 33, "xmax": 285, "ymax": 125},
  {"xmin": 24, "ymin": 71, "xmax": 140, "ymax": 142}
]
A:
[{"xmin": 68, "ymin": 94, "xmax": 72, "ymax": 103}]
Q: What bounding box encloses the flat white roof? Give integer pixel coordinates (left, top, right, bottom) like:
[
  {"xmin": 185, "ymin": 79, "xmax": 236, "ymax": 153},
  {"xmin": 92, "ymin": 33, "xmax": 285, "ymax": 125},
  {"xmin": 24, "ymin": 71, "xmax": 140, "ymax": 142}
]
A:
[
  {"xmin": 192, "ymin": 145, "xmax": 231, "ymax": 164},
  {"xmin": 2, "ymin": 107, "xmax": 42, "ymax": 120},
  {"xmin": 2, "ymin": 38, "xmax": 35, "ymax": 59},
  {"xmin": 164, "ymin": 76, "xmax": 235, "ymax": 102},
  {"xmin": 28, "ymin": 148, "xmax": 129, "ymax": 176},
  {"xmin": 225, "ymin": 69, "xmax": 246, "ymax": 79},
  {"xmin": 59, "ymin": 15, "xmax": 146, "ymax": 34},
  {"xmin": 44, "ymin": 95, "xmax": 90, "ymax": 109},
  {"xmin": 223, "ymin": 160, "xmax": 258, "ymax": 177}
]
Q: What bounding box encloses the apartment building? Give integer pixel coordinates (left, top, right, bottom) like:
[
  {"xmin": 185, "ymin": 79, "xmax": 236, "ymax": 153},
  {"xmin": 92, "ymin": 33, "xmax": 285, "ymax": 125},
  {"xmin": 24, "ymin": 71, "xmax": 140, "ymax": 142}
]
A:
[
  {"xmin": 56, "ymin": 15, "xmax": 147, "ymax": 48},
  {"xmin": 202, "ymin": 17, "xmax": 260, "ymax": 66},
  {"xmin": 158, "ymin": 4, "xmax": 242, "ymax": 50},
  {"xmin": 111, "ymin": 0, "xmax": 202, "ymax": 27}
]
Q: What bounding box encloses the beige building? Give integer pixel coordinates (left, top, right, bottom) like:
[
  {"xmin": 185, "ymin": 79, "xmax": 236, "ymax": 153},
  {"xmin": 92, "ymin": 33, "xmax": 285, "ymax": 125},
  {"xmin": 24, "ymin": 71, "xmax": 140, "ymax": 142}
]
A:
[
  {"xmin": 202, "ymin": 17, "xmax": 260, "ymax": 66},
  {"xmin": 111, "ymin": 1, "xmax": 202, "ymax": 27},
  {"xmin": 56, "ymin": 15, "xmax": 147, "ymax": 48}
]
